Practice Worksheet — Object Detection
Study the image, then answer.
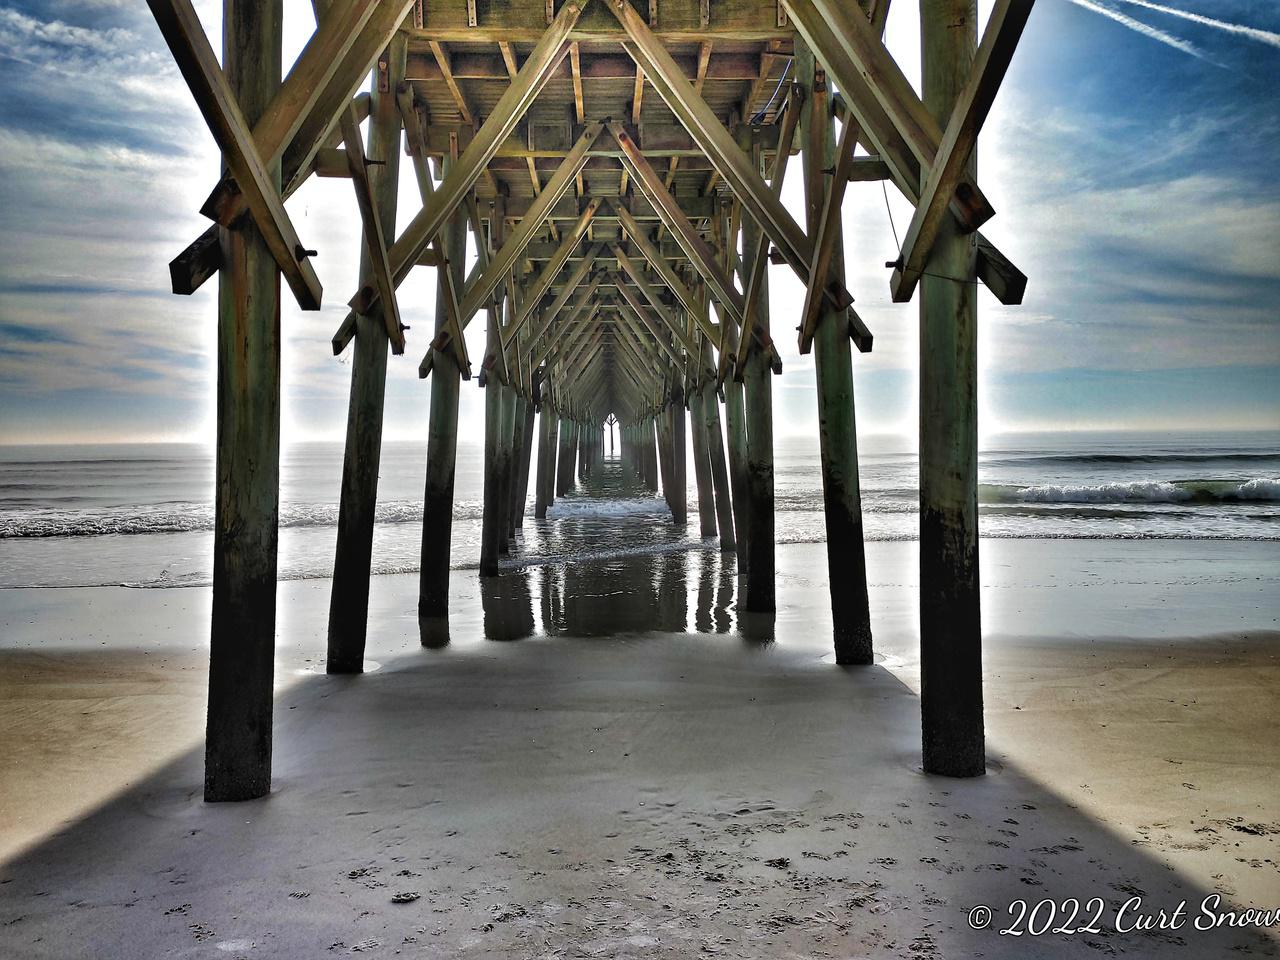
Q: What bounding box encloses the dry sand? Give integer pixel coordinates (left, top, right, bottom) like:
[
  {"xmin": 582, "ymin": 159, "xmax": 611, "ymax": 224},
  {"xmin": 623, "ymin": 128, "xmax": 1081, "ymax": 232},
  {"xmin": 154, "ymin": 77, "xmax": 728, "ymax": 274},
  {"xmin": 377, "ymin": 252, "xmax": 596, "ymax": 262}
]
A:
[{"xmin": 1, "ymin": 539, "xmax": 1277, "ymax": 958}]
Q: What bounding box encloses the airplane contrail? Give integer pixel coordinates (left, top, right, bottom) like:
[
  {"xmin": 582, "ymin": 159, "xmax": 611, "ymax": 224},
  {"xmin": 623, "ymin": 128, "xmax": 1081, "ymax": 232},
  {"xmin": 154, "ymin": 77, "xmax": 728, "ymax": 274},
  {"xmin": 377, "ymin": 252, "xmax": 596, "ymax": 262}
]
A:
[
  {"xmin": 1110, "ymin": 0, "xmax": 1280, "ymax": 49},
  {"xmin": 1063, "ymin": 0, "xmax": 1209, "ymax": 60}
]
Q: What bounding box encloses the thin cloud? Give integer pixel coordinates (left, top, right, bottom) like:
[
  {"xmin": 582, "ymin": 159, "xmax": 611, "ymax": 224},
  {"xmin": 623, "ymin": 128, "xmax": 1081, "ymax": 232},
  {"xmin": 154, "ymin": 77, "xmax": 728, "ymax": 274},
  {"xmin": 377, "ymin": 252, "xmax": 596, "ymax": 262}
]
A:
[
  {"xmin": 1062, "ymin": 0, "xmax": 1210, "ymax": 60},
  {"xmin": 1109, "ymin": 0, "xmax": 1280, "ymax": 49}
]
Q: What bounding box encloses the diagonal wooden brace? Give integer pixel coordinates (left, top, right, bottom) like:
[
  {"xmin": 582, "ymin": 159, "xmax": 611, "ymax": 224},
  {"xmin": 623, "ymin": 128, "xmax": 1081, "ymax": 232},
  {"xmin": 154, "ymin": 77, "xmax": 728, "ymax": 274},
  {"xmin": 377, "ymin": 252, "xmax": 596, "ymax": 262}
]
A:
[
  {"xmin": 146, "ymin": 0, "xmax": 322, "ymax": 310},
  {"xmin": 889, "ymin": 0, "xmax": 1035, "ymax": 303},
  {"xmin": 339, "ymin": 104, "xmax": 405, "ymax": 353},
  {"xmin": 782, "ymin": 0, "xmax": 995, "ymax": 233},
  {"xmin": 201, "ymin": 0, "xmax": 414, "ymax": 226},
  {"xmin": 605, "ymin": 0, "xmax": 853, "ymax": 314},
  {"xmin": 796, "ymin": 109, "xmax": 858, "ymax": 354}
]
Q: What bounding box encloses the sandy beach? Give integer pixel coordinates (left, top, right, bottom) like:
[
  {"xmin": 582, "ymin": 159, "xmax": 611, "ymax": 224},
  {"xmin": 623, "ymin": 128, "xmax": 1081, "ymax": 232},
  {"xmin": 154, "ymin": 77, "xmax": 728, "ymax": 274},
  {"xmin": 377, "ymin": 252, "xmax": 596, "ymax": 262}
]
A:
[{"xmin": 1, "ymin": 538, "xmax": 1277, "ymax": 958}]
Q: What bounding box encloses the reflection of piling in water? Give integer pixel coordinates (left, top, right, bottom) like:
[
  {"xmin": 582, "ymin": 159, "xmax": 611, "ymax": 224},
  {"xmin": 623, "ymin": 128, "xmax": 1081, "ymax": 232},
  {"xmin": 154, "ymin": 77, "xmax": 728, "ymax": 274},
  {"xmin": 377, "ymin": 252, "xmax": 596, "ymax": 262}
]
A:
[
  {"xmin": 695, "ymin": 550, "xmax": 716, "ymax": 634},
  {"xmin": 177, "ymin": 0, "xmax": 1022, "ymax": 797},
  {"xmin": 481, "ymin": 571, "xmax": 535, "ymax": 642},
  {"xmin": 538, "ymin": 565, "xmax": 560, "ymax": 636}
]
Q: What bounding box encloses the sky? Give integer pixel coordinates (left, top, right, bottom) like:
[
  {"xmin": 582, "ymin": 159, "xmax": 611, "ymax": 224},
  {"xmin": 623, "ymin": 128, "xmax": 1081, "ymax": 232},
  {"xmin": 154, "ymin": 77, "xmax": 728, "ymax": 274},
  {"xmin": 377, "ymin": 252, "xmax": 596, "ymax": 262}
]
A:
[{"xmin": 0, "ymin": 0, "xmax": 1277, "ymax": 445}]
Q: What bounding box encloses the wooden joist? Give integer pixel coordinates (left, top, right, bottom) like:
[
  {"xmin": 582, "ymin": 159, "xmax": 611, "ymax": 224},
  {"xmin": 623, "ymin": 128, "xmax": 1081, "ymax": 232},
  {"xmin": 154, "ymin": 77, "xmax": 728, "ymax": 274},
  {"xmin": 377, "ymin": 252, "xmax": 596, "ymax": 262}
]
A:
[
  {"xmin": 145, "ymin": 0, "xmax": 323, "ymax": 310},
  {"xmin": 509, "ymin": 201, "xmax": 604, "ymax": 342},
  {"xmin": 607, "ymin": 0, "xmax": 853, "ymax": 315},
  {"xmin": 611, "ymin": 202, "xmax": 717, "ymax": 345},
  {"xmin": 455, "ymin": 123, "xmax": 603, "ymax": 327},
  {"xmin": 612, "ymin": 269, "xmax": 702, "ymax": 361},
  {"xmin": 528, "ymin": 274, "xmax": 603, "ymax": 364},
  {"xmin": 608, "ymin": 126, "xmax": 745, "ymax": 330},
  {"xmin": 356, "ymin": 0, "xmax": 585, "ymax": 317}
]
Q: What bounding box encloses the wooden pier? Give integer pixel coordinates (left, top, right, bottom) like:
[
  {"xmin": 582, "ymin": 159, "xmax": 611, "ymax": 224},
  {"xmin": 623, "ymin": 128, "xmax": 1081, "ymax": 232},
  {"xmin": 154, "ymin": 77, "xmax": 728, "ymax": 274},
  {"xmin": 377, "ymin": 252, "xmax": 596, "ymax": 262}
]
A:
[{"xmin": 145, "ymin": 0, "xmax": 1033, "ymax": 800}]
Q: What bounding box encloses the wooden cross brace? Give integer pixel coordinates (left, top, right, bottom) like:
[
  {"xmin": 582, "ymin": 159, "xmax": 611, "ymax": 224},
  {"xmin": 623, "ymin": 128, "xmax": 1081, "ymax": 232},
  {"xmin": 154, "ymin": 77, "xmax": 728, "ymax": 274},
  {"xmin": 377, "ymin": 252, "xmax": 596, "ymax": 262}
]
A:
[
  {"xmin": 146, "ymin": 0, "xmax": 323, "ymax": 309},
  {"xmin": 338, "ymin": 105, "xmax": 405, "ymax": 354},
  {"xmin": 889, "ymin": 0, "xmax": 1035, "ymax": 302}
]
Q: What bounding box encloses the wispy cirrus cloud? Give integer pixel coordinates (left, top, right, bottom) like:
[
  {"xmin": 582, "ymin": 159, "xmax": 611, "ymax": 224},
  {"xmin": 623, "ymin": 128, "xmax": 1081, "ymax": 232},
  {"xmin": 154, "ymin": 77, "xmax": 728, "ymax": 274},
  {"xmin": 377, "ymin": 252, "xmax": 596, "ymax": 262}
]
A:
[
  {"xmin": 1061, "ymin": 0, "xmax": 1211, "ymax": 60},
  {"xmin": 1108, "ymin": 0, "xmax": 1280, "ymax": 49}
]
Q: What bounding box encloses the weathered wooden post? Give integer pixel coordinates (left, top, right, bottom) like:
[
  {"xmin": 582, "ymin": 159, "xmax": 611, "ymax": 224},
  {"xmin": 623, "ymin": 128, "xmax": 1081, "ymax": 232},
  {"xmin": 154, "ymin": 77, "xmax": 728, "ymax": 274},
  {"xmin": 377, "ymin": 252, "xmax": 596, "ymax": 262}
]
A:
[
  {"xmin": 480, "ymin": 330, "xmax": 509, "ymax": 577},
  {"xmin": 737, "ymin": 130, "xmax": 775, "ymax": 612},
  {"xmin": 569, "ymin": 419, "xmax": 580, "ymax": 486},
  {"xmin": 418, "ymin": 167, "xmax": 468, "ymax": 624},
  {"xmin": 690, "ymin": 387, "xmax": 717, "ymax": 538},
  {"xmin": 920, "ymin": 0, "xmax": 984, "ymax": 777},
  {"xmin": 327, "ymin": 38, "xmax": 405, "ymax": 674},
  {"xmin": 535, "ymin": 398, "xmax": 556, "ymax": 519},
  {"xmin": 556, "ymin": 414, "xmax": 575, "ymax": 496},
  {"xmin": 511, "ymin": 393, "xmax": 533, "ymax": 534},
  {"xmin": 797, "ymin": 42, "xmax": 873, "ymax": 664},
  {"xmin": 670, "ymin": 387, "xmax": 688, "ymax": 525},
  {"xmin": 702, "ymin": 388, "xmax": 736, "ymax": 552},
  {"xmin": 717, "ymin": 281, "xmax": 750, "ymax": 570},
  {"xmin": 205, "ymin": 0, "xmax": 282, "ymax": 802},
  {"xmin": 646, "ymin": 417, "xmax": 660, "ymax": 491},
  {"xmin": 497, "ymin": 382, "xmax": 517, "ymax": 555},
  {"xmin": 656, "ymin": 405, "xmax": 674, "ymax": 516}
]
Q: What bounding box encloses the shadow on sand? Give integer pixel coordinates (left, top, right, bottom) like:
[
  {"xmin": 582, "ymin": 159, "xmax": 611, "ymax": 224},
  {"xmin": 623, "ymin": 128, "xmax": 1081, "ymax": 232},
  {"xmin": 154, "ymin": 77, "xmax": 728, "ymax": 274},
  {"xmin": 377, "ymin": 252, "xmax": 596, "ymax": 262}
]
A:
[{"xmin": 3, "ymin": 550, "xmax": 1276, "ymax": 959}]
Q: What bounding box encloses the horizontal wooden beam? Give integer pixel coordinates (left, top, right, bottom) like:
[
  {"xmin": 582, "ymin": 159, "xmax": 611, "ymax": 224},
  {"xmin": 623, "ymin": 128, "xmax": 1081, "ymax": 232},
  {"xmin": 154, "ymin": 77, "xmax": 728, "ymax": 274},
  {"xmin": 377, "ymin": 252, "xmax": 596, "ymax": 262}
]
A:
[
  {"xmin": 406, "ymin": 49, "xmax": 784, "ymax": 83},
  {"xmin": 608, "ymin": 127, "xmax": 745, "ymax": 330},
  {"xmin": 406, "ymin": 121, "xmax": 779, "ymax": 161},
  {"xmin": 507, "ymin": 205, "xmax": 603, "ymax": 345},
  {"xmin": 457, "ymin": 123, "xmax": 602, "ymax": 326},
  {"xmin": 612, "ymin": 200, "xmax": 719, "ymax": 346},
  {"xmin": 609, "ymin": 0, "xmax": 852, "ymax": 314},
  {"xmin": 848, "ymin": 156, "xmax": 892, "ymax": 181},
  {"xmin": 406, "ymin": 5, "xmax": 792, "ymax": 43}
]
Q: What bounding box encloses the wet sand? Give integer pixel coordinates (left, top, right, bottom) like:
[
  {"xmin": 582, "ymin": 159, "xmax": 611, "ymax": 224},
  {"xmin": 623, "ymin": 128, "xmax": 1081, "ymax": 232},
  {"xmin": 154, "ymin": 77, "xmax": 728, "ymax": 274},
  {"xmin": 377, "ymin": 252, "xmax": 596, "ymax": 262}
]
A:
[{"xmin": 0, "ymin": 539, "xmax": 1277, "ymax": 957}]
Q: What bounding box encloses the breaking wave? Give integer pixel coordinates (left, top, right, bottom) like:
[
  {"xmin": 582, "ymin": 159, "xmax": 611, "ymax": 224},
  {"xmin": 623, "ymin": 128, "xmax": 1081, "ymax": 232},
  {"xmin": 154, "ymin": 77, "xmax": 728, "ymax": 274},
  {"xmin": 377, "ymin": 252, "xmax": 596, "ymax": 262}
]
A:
[
  {"xmin": 982, "ymin": 478, "xmax": 1280, "ymax": 504},
  {"xmin": 981, "ymin": 452, "xmax": 1279, "ymax": 466},
  {"xmin": 0, "ymin": 499, "xmax": 483, "ymax": 539}
]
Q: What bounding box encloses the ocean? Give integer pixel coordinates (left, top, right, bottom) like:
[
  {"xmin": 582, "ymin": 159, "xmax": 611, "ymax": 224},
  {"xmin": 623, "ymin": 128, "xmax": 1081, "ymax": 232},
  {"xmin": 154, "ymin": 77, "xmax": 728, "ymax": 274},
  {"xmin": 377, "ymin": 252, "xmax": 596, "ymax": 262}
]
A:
[{"xmin": 0, "ymin": 431, "xmax": 1276, "ymax": 591}]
